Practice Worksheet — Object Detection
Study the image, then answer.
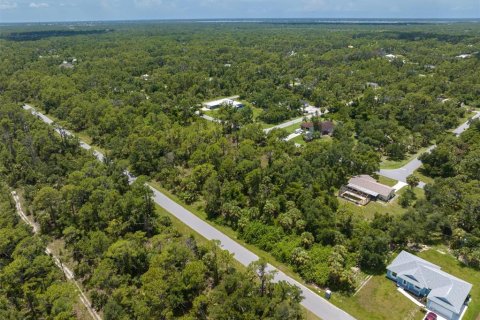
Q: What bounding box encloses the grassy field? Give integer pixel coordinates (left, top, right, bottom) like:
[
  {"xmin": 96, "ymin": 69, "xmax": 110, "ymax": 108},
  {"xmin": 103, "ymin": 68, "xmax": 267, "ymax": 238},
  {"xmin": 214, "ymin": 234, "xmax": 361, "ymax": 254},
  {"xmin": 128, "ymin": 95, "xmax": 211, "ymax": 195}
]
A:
[
  {"xmin": 417, "ymin": 250, "xmax": 480, "ymax": 320},
  {"xmin": 338, "ymin": 187, "xmax": 424, "ymax": 219},
  {"xmin": 290, "ymin": 134, "xmax": 307, "ymax": 145},
  {"xmin": 334, "ymin": 249, "xmax": 480, "ymax": 320},
  {"xmin": 377, "ymin": 175, "xmax": 399, "ymax": 187},
  {"xmin": 380, "ymin": 146, "xmax": 430, "ymax": 170},
  {"xmin": 280, "ymin": 121, "xmax": 303, "ymax": 133},
  {"xmin": 413, "ymin": 168, "xmax": 435, "ymax": 186},
  {"xmin": 331, "ymin": 274, "xmax": 424, "ymax": 320}
]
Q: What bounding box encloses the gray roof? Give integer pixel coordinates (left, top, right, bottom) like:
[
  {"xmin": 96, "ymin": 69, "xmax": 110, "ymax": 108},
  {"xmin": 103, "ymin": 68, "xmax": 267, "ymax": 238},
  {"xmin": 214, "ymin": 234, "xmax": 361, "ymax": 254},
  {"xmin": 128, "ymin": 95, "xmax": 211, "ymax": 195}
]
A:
[
  {"xmin": 387, "ymin": 251, "xmax": 472, "ymax": 314},
  {"xmin": 347, "ymin": 175, "xmax": 394, "ymax": 198}
]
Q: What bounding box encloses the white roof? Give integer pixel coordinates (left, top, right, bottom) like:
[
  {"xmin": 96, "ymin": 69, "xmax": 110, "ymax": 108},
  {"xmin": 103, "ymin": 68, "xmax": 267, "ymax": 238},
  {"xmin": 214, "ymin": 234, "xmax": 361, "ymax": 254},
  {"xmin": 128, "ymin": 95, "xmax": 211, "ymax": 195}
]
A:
[
  {"xmin": 387, "ymin": 251, "xmax": 472, "ymax": 314},
  {"xmin": 204, "ymin": 98, "xmax": 243, "ymax": 108}
]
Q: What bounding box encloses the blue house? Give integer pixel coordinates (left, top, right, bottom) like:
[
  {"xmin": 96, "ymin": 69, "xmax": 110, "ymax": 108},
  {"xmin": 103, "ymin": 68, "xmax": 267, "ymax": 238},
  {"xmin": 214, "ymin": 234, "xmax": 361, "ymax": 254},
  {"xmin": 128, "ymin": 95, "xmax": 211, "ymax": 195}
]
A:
[{"xmin": 386, "ymin": 251, "xmax": 472, "ymax": 320}]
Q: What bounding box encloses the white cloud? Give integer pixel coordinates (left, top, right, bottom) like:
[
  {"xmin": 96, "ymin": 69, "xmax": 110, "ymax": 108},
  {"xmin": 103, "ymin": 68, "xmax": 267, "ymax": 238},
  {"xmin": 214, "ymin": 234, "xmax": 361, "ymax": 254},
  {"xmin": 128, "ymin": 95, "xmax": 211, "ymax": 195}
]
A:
[
  {"xmin": 0, "ymin": 0, "xmax": 17, "ymax": 10},
  {"xmin": 29, "ymin": 2, "xmax": 49, "ymax": 8}
]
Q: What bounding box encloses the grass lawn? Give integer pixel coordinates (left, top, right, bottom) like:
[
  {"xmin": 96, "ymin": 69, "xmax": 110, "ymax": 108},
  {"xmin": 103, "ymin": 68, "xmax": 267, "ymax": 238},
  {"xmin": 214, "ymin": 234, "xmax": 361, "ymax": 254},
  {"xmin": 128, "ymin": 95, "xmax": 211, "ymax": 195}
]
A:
[
  {"xmin": 333, "ymin": 249, "xmax": 480, "ymax": 320},
  {"xmin": 338, "ymin": 187, "xmax": 424, "ymax": 219},
  {"xmin": 417, "ymin": 250, "xmax": 480, "ymax": 320},
  {"xmin": 413, "ymin": 167, "xmax": 435, "ymax": 186},
  {"xmin": 380, "ymin": 146, "xmax": 430, "ymax": 170},
  {"xmin": 291, "ymin": 134, "xmax": 307, "ymax": 146},
  {"xmin": 281, "ymin": 121, "xmax": 303, "ymax": 134},
  {"xmin": 331, "ymin": 274, "xmax": 424, "ymax": 320},
  {"xmin": 377, "ymin": 175, "xmax": 399, "ymax": 187}
]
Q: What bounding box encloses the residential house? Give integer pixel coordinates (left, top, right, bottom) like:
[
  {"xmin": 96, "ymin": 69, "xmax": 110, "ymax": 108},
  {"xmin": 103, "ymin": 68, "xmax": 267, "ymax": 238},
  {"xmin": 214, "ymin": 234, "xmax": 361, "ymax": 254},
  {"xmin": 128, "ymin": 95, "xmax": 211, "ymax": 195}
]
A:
[
  {"xmin": 300, "ymin": 122, "xmax": 314, "ymax": 133},
  {"xmin": 203, "ymin": 98, "xmax": 244, "ymax": 110},
  {"xmin": 366, "ymin": 82, "xmax": 380, "ymax": 89},
  {"xmin": 300, "ymin": 121, "xmax": 334, "ymax": 136},
  {"xmin": 319, "ymin": 121, "xmax": 334, "ymax": 136},
  {"xmin": 59, "ymin": 61, "xmax": 74, "ymax": 69},
  {"xmin": 339, "ymin": 175, "xmax": 395, "ymax": 205},
  {"xmin": 387, "ymin": 251, "xmax": 472, "ymax": 320}
]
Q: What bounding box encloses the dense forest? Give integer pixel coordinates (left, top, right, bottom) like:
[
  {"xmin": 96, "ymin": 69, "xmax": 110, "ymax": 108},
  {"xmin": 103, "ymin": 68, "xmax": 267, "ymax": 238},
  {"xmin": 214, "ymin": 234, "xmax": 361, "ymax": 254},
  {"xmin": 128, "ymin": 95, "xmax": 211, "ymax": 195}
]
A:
[
  {"xmin": 0, "ymin": 103, "xmax": 304, "ymax": 319},
  {"xmin": 0, "ymin": 21, "xmax": 479, "ymax": 319},
  {"xmin": 0, "ymin": 182, "xmax": 78, "ymax": 319}
]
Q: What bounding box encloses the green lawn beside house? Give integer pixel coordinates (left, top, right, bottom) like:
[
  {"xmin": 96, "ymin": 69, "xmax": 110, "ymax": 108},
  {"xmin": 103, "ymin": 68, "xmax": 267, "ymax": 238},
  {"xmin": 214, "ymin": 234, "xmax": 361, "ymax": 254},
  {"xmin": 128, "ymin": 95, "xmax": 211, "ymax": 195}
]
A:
[
  {"xmin": 417, "ymin": 250, "xmax": 480, "ymax": 320},
  {"xmin": 331, "ymin": 274, "xmax": 424, "ymax": 320},
  {"xmin": 379, "ymin": 146, "xmax": 430, "ymax": 170},
  {"xmin": 338, "ymin": 187, "xmax": 424, "ymax": 219},
  {"xmin": 413, "ymin": 168, "xmax": 435, "ymax": 186},
  {"xmin": 377, "ymin": 175, "xmax": 399, "ymax": 187},
  {"xmin": 334, "ymin": 249, "xmax": 480, "ymax": 320}
]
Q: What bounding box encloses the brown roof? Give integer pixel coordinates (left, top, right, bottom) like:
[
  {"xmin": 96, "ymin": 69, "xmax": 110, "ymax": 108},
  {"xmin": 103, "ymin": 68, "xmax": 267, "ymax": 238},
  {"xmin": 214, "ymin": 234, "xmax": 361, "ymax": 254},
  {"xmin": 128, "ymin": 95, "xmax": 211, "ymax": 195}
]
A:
[
  {"xmin": 301, "ymin": 122, "xmax": 314, "ymax": 129},
  {"xmin": 347, "ymin": 175, "xmax": 394, "ymax": 198},
  {"xmin": 320, "ymin": 121, "xmax": 334, "ymax": 133}
]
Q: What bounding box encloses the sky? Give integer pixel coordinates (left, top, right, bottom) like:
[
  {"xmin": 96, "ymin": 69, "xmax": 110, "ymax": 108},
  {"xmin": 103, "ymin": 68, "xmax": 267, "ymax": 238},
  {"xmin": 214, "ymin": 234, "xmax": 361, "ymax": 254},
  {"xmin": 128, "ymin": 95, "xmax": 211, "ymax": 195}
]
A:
[{"xmin": 0, "ymin": 0, "xmax": 479, "ymax": 23}]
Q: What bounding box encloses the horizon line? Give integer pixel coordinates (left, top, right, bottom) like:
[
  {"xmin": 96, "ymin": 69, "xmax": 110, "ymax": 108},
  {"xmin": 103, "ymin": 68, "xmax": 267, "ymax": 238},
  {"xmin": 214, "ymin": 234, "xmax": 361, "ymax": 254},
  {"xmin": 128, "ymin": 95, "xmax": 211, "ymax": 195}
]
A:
[{"xmin": 1, "ymin": 17, "xmax": 480, "ymax": 25}]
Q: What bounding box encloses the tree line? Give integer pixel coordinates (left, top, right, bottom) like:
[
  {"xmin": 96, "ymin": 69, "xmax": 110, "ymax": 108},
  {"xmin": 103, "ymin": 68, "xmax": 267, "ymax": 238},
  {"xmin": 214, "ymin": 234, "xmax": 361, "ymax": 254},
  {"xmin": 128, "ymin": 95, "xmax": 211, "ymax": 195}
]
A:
[
  {"xmin": 0, "ymin": 102, "xmax": 305, "ymax": 319},
  {"xmin": 0, "ymin": 21, "xmax": 479, "ymax": 295}
]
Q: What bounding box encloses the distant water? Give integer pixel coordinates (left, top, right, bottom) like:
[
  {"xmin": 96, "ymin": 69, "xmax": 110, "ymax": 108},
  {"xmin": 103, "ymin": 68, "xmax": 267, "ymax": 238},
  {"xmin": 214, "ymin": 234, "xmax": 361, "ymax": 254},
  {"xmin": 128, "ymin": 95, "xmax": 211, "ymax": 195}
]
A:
[
  {"xmin": 194, "ymin": 18, "xmax": 480, "ymax": 24},
  {"xmin": 1, "ymin": 18, "xmax": 479, "ymax": 27}
]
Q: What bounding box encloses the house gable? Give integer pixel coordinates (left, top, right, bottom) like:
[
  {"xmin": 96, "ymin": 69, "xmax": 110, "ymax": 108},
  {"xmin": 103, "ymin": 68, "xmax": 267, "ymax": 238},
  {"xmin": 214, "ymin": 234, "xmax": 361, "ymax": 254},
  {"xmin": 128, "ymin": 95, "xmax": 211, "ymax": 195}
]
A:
[{"xmin": 386, "ymin": 251, "xmax": 472, "ymax": 317}]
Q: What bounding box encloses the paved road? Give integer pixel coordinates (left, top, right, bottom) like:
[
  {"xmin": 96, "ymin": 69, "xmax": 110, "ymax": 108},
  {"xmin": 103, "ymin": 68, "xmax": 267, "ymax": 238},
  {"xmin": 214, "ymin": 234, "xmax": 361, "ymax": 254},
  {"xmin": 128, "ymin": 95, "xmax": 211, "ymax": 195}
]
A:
[
  {"xmin": 453, "ymin": 111, "xmax": 480, "ymax": 136},
  {"xmin": 378, "ymin": 111, "xmax": 480, "ymax": 185},
  {"xmin": 22, "ymin": 104, "xmax": 356, "ymax": 320},
  {"xmin": 264, "ymin": 116, "xmax": 306, "ymax": 133},
  {"xmin": 11, "ymin": 191, "xmax": 102, "ymax": 320},
  {"xmin": 264, "ymin": 108, "xmax": 328, "ymax": 133}
]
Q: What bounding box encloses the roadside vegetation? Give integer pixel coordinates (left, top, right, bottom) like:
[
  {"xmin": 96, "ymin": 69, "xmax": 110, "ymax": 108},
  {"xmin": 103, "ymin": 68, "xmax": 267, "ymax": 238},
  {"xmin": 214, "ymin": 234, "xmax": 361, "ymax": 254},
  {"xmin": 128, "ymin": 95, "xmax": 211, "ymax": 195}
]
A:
[
  {"xmin": 1, "ymin": 21, "xmax": 479, "ymax": 320},
  {"xmin": 0, "ymin": 104, "xmax": 304, "ymax": 319}
]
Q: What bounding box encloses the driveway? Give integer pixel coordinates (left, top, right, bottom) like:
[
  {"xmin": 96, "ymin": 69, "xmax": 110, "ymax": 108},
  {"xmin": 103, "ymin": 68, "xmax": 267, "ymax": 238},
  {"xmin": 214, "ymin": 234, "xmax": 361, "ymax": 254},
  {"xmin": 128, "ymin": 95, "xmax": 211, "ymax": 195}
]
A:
[
  {"xmin": 378, "ymin": 145, "xmax": 435, "ymax": 184},
  {"xmin": 22, "ymin": 104, "xmax": 356, "ymax": 320},
  {"xmin": 284, "ymin": 132, "xmax": 301, "ymax": 141},
  {"xmin": 378, "ymin": 111, "xmax": 480, "ymax": 185}
]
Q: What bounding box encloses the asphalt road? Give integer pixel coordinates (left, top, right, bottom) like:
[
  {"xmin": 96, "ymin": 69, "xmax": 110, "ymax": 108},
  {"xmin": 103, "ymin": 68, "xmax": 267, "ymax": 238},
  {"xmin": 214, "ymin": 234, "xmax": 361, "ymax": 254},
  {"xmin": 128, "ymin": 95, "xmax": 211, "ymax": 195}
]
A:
[
  {"xmin": 378, "ymin": 111, "xmax": 480, "ymax": 185},
  {"xmin": 264, "ymin": 108, "xmax": 328, "ymax": 133},
  {"xmin": 264, "ymin": 116, "xmax": 306, "ymax": 133},
  {"xmin": 23, "ymin": 104, "xmax": 356, "ymax": 320}
]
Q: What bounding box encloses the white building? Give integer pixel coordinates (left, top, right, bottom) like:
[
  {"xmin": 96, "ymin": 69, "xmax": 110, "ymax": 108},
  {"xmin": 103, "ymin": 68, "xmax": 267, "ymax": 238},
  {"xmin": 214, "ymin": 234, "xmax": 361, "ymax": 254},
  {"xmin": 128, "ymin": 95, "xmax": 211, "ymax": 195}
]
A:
[
  {"xmin": 387, "ymin": 251, "xmax": 472, "ymax": 320},
  {"xmin": 203, "ymin": 98, "xmax": 244, "ymax": 110}
]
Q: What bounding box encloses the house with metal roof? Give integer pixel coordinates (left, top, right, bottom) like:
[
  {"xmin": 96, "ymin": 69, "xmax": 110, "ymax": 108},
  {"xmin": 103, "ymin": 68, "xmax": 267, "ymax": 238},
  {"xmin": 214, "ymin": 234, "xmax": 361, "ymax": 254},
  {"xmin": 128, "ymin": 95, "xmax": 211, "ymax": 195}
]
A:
[
  {"xmin": 339, "ymin": 175, "xmax": 395, "ymax": 205},
  {"xmin": 203, "ymin": 98, "xmax": 244, "ymax": 110},
  {"xmin": 387, "ymin": 251, "xmax": 472, "ymax": 320}
]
